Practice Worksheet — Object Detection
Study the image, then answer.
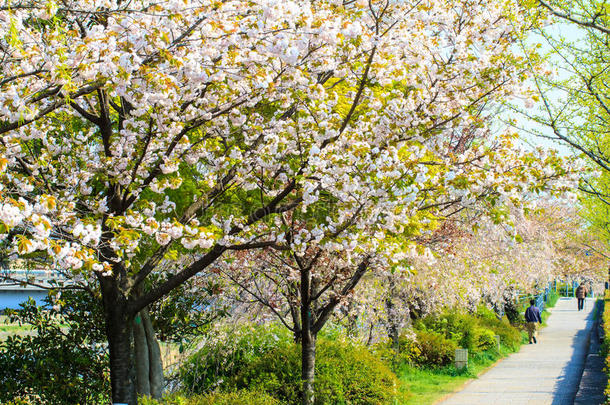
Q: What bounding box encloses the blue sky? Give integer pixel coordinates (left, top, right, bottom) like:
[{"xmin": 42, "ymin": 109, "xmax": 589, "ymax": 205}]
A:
[{"xmin": 505, "ymin": 22, "xmax": 586, "ymax": 156}]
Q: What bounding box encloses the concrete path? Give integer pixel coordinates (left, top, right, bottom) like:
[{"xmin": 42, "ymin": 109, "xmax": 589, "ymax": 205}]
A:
[
  {"xmin": 440, "ymin": 297, "xmax": 596, "ymax": 405},
  {"xmin": 574, "ymin": 300, "xmax": 607, "ymax": 405}
]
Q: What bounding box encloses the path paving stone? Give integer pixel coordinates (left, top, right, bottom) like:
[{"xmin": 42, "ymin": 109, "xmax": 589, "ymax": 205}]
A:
[
  {"xmin": 440, "ymin": 297, "xmax": 595, "ymax": 405},
  {"xmin": 574, "ymin": 300, "xmax": 607, "ymax": 405}
]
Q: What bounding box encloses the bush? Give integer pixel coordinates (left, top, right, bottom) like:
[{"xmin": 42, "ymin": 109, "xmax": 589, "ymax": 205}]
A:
[
  {"xmin": 181, "ymin": 330, "xmax": 406, "ymax": 405},
  {"xmin": 316, "ymin": 340, "xmax": 406, "ymax": 404},
  {"xmin": 178, "ymin": 323, "xmax": 290, "ymax": 393},
  {"xmin": 472, "ymin": 327, "xmax": 496, "ymax": 351},
  {"xmin": 232, "ymin": 339, "xmax": 405, "ymax": 405},
  {"xmin": 139, "ymin": 390, "xmax": 282, "ymax": 405},
  {"xmin": 477, "ymin": 313, "xmax": 521, "ymax": 351},
  {"xmin": 415, "ymin": 307, "xmax": 521, "ymax": 355},
  {"xmin": 416, "ymin": 311, "xmax": 478, "ymax": 352},
  {"xmin": 411, "ymin": 330, "xmax": 457, "ymax": 367},
  {"xmin": 229, "ymin": 340, "xmax": 300, "ymax": 402},
  {"xmin": 372, "ymin": 332, "xmax": 421, "ymax": 368},
  {"xmin": 0, "ymin": 292, "xmax": 109, "ymax": 405}
]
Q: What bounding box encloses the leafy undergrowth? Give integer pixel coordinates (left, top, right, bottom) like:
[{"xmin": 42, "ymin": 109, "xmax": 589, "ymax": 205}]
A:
[
  {"xmin": 399, "ymin": 291, "xmax": 559, "ymax": 405},
  {"xmin": 398, "ymin": 342, "xmax": 517, "ymax": 405},
  {"xmin": 149, "ymin": 293, "xmax": 560, "ymax": 405}
]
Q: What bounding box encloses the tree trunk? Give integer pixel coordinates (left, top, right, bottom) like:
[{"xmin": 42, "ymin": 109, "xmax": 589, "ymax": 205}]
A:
[
  {"xmin": 301, "ymin": 327, "xmax": 316, "ymax": 405},
  {"xmin": 132, "ymin": 308, "xmax": 165, "ymax": 400},
  {"xmin": 142, "ymin": 308, "xmax": 164, "ymax": 399},
  {"xmin": 385, "ymin": 277, "xmax": 401, "ymax": 364},
  {"xmin": 133, "ymin": 312, "xmax": 151, "ymax": 397},
  {"xmin": 385, "ymin": 296, "xmax": 400, "ymax": 356},
  {"xmin": 101, "ymin": 274, "xmax": 138, "ymax": 404},
  {"xmin": 105, "ymin": 304, "xmax": 136, "ymax": 404},
  {"xmin": 300, "ymin": 264, "xmax": 316, "ymax": 405}
]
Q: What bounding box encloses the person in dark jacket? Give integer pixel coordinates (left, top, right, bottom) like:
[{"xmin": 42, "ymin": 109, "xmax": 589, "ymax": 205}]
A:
[
  {"xmin": 575, "ymin": 284, "xmax": 588, "ymax": 311},
  {"xmin": 525, "ymin": 299, "xmax": 542, "ymax": 344}
]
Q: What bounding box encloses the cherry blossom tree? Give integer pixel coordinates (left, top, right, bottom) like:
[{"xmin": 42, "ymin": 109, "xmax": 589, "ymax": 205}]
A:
[
  {"xmin": 217, "ymin": 131, "xmax": 577, "ymax": 405},
  {"xmin": 0, "ymin": 0, "xmax": 577, "ymax": 402},
  {"xmin": 325, "ymin": 199, "xmax": 603, "ymax": 353}
]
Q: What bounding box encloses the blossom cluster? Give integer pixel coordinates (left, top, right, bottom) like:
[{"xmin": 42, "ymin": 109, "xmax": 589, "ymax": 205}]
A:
[{"xmin": 0, "ymin": 0, "xmax": 578, "ymax": 289}]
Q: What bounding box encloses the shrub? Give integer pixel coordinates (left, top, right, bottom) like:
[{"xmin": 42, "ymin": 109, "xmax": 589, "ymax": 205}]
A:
[
  {"xmin": 315, "ymin": 340, "xmax": 405, "ymax": 404},
  {"xmin": 0, "ymin": 292, "xmax": 109, "ymax": 405},
  {"xmin": 472, "ymin": 327, "xmax": 497, "ymax": 351},
  {"xmin": 139, "ymin": 390, "xmax": 282, "ymax": 405},
  {"xmin": 477, "ymin": 314, "xmax": 521, "ymax": 351},
  {"xmin": 416, "ymin": 311, "xmax": 478, "ymax": 352},
  {"xmin": 178, "ymin": 323, "xmax": 290, "ymax": 393},
  {"xmin": 373, "ymin": 332, "xmax": 421, "ymax": 368},
  {"xmin": 229, "ymin": 340, "xmax": 300, "ymax": 403},
  {"xmin": 180, "ymin": 325, "xmax": 405, "ymax": 404},
  {"xmin": 230, "ymin": 338, "xmax": 405, "ymax": 404},
  {"xmin": 412, "ymin": 330, "xmax": 457, "ymax": 367},
  {"xmin": 416, "ymin": 308, "xmax": 521, "ymax": 354}
]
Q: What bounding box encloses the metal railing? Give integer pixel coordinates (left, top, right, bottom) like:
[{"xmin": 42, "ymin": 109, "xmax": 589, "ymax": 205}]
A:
[{"xmin": 535, "ymin": 284, "xmax": 550, "ymax": 313}]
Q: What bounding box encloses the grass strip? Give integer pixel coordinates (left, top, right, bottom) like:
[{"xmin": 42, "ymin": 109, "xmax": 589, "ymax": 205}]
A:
[{"xmin": 399, "ymin": 294, "xmax": 559, "ymax": 404}]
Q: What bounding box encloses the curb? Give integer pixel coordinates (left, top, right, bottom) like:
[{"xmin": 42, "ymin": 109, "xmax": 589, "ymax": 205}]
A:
[{"xmin": 574, "ymin": 300, "xmax": 607, "ymax": 405}]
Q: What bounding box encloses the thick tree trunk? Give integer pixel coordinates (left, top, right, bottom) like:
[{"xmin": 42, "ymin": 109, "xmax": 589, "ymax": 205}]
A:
[
  {"xmin": 301, "ymin": 328, "xmax": 316, "ymax": 405},
  {"xmin": 132, "ymin": 308, "xmax": 164, "ymax": 400},
  {"xmin": 133, "ymin": 312, "xmax": 151, "ymax": 397},
  {"xmin": 101, "ymin": 275, "xmax": 137, "ymax": 404},
  {"xmin": 142, "ymin": 308, "xmax": 164, "ymax": 398},
  {"xmin": 105, "ymin": 304, "xmax": 136, "ymax": 404}
]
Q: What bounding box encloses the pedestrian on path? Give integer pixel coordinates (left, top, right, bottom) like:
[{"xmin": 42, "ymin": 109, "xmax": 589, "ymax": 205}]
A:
[
  {"xmin": 576, "ymin": 283, "xmax": 588, "ymax": 311},
  {"xmin": 525, "ymin": 299, "xmax": 542, "ymax": 344}
]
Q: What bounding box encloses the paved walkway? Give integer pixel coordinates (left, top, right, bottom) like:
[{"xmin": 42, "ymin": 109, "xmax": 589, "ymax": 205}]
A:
[
  {"xmin": 440, "ymin": 297, "xmax": 596, "ymax": 405},
  {"xmin": 574, "ymin": 300, "xmax": 607, "ymax": 405}
]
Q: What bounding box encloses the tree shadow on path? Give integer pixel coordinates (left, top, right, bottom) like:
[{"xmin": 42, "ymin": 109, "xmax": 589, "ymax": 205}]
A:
[{"xmin": 551, "ymin": 300, "xmax": 594, "ymax": 405}]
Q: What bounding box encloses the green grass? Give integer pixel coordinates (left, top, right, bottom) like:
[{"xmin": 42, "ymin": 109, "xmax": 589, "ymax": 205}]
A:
[
  {"xmin": 398, "ymin": 343, "xmax": 518, "ymax": 404},
  {"xmin": 0, "ymin": 323, "xmax": 32, "ymax": 333},
  {"xmin": 399, "ymin": 300, "xmax": 558, "ymax": 405},
  {"xmin": 0, "ymin": 315, "xmax": 34, "ymax": 334},
  {"xmin": 399, "ymin": 365, "xmax": 472, "ymax": 404},
  {"xmin": 546, "ymin": 290, "xmax": 559, "ymax": 308}
]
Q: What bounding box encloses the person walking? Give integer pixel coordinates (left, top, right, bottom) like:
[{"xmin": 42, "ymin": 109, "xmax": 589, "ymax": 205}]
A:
[
  {"xmin": 576, "ymin": 283, "xmax": 588, "ymax": 311},
  {"xmin": 525, "ymin": 299, "xmax": 542, "ymax": 344}
]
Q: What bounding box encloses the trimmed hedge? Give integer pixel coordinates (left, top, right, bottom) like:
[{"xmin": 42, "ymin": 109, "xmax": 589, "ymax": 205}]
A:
[
  {"xmin": 406, "ymin": 306, "xmax": 522, "ymax": 368},
  {"xmin": 415, "ymin": 309, "xmax": 514, "ymax": 355}
]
